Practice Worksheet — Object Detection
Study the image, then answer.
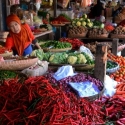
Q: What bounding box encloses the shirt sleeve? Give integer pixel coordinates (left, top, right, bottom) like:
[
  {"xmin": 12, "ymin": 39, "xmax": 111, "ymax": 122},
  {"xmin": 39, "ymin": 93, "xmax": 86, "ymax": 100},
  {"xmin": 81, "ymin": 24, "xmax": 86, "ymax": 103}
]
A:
[{"xmin": 5, "ymin": 36, "xmax": 14, "ymax": 50}]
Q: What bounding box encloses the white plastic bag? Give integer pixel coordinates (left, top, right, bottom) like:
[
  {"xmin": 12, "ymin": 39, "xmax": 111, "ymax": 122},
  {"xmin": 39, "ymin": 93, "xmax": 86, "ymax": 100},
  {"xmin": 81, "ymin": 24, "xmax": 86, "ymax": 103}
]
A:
[{"xmin": 79, "ymin": 45, "xmax": 94, "ymax": 59}]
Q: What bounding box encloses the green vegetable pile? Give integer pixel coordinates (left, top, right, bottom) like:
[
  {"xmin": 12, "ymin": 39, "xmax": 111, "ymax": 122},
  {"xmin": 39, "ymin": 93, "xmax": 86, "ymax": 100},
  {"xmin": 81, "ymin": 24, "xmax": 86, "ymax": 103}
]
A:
[
  {"xmin": 0, "ymin": 70, "xmax": 17, "ymax": 80},
  {"xmin": 93, "ymin": 20, "xmax": 104, "ymax": 29},
  {"xmin": 43, "ymin": 52, "xmax": 94, "ymax": 65},
  {"xmin": 40, "ymin": 40, "xmax": 72, "ymax": 49},
  {"xmin": 107, "ymin": 61, "xmax": 118, "ymax": 69}
]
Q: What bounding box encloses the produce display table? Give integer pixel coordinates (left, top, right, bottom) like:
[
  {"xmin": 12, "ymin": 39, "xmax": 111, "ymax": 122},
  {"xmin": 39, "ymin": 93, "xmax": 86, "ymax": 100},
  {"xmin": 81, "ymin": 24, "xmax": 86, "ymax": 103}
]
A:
[
  {"xmin": 68, "ymin": 36, "xmax": 125, "ymax": 56},
  {"xmin": 34, "ymin": 30, "xmax": 54, "ymax": 40}
]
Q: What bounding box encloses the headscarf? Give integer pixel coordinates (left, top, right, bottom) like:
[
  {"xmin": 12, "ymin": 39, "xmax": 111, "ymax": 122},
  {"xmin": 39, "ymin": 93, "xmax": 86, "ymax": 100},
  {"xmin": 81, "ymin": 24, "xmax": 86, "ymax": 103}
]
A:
[{"xmin": 6, "ymin": 14, "xmax": 31, "ymax": 56}]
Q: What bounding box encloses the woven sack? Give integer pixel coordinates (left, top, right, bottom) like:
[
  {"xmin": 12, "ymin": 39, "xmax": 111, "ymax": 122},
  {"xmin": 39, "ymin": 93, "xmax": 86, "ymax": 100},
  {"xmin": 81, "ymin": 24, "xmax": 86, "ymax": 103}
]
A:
[{"xmin": 0, "ymin": 57, "xmax": 38, "ymax": 70}]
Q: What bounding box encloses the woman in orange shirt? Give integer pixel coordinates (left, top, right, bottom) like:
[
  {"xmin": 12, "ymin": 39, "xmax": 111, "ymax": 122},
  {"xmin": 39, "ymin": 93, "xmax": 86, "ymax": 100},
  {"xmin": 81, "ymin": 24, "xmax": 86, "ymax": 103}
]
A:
[{"xmin": 5, "ymin": 14, "xmax": 42, "ymax": 56}]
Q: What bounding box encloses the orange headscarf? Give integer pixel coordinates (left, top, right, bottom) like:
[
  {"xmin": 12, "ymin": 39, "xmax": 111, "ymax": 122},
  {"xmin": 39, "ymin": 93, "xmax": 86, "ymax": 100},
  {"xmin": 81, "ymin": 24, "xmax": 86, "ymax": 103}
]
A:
[{"xmin": 6, "ymin": 14, "xmax": 31, "ymax": 56}]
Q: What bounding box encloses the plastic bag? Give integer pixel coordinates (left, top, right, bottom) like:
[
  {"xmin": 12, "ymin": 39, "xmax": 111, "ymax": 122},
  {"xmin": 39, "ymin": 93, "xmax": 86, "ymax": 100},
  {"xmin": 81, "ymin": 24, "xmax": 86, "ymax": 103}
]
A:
[{"xmin": 79, "ymin": 45, "xmax": 94, "ymax": 59}]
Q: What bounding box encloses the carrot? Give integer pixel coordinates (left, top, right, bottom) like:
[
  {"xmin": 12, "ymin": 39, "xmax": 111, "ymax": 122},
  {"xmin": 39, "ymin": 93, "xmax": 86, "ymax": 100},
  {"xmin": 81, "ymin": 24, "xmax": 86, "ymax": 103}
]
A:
[
  {"xmin": 116, "ymin": 83, "xmax": 125, "ymax": 88},
  {"xmin": 117, "ymin": 84, "xmax": 124, "ymax": 91},
  {"xmin": 116, "ymin": 90, "xmax": 125, "ymax": 95}
]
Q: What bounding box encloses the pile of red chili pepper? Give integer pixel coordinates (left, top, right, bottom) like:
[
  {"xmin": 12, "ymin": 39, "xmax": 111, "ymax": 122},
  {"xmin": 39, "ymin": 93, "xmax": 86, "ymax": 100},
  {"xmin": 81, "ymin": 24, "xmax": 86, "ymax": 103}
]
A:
[
  {"xmin": 0, "ymin": 46, "xmax": 11, "ymax": 54},
  {"xmin": 53, "ymin": 16, "xmax": 70, "ymax": 23},
  {"xmin": 95, "ymin": 95, "xmax": 125, "ymax": 124},
  {"xmin": 59, "ymin": 38, "xmax": 84, "ymax": 50},
  {"xmin": 0, "ymin": 76, "xmax": 106, "ymax": 124}
]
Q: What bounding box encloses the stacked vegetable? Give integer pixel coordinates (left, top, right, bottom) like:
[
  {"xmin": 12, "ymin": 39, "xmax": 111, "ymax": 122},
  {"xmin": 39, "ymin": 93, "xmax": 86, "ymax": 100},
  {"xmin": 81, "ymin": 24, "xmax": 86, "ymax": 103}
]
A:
[
  {"xmin": 59, "ymin": 38, "xmax": 84, "ymax": 50},
  {"xmin": 51, "ymin": 13, "xmax": 71, "ymax": 24},
  {"xmin": 0, "ymin": 70, "xmax": 17, "ymax": 81},
  {"xmin": 72, "ymin": 14, "xmax": 93, "ymax": 28},
  {"xmin": 43, "ymin": 52, "xmax": 94, "ymax": 65},
  {"xmin": 0, "ymin": 45, "xmax": 12, "ymax": 54},
  {"xmin": 68, "ymin": 26, "xmax": 88, "ymax": 37},
  {"xmin": 40, "ymin": 40, "xmax": 72, "ymax": 49}
]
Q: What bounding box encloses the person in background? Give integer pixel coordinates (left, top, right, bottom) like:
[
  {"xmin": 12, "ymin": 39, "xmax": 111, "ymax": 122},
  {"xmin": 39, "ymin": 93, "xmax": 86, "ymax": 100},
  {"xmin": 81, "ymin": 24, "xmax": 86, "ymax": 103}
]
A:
[
  {"xmin": 106, "ymin": 1, "xmax": 112, "ymax": 8},
  {"xmin": 90, "ymin": 0, "xmax": 106, "ymax": 18},
  {"xmin": 5, "ymin": 14, "xmax": 42, "ymax": 56},
  {"xmin": 10, "ymin": 4, "xmax": 24, "ymax": 20},
  {"xmin": 42, "ymin": 12, "xmax": 50, "ymax": 24}
]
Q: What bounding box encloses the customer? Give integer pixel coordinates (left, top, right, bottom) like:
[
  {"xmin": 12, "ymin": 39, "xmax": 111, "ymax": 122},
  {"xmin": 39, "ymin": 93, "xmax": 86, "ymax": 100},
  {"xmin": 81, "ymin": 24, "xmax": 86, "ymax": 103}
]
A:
[
  {"xmin": 91, "ymin": 0, "xmax": 106, "ymax": 18},
  {"xmin": 5, "ymin": 14, "xmax": 42, "ymax": 56}
]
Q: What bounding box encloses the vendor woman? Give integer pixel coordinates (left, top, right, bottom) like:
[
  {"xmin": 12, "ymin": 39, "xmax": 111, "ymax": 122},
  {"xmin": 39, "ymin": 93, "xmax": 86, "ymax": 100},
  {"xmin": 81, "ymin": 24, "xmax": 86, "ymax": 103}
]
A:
[{"xmin": 5, "ymin": 14, "xmax": 42, "ymax": 56}]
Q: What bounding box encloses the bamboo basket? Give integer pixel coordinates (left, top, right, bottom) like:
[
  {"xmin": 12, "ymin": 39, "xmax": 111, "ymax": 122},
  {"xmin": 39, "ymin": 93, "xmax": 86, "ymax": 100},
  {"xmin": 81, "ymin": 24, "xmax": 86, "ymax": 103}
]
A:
[
  {"xmin": 88, "ymin": 33, "xmax": 109, "ymax": 38},
  {"xmin": 0, "ymin": 51, "xmax": 13, "ymax": 57},
  {"xmin": 110, "ymin": 34, "xmax": 125, "ymax": 38},
  {"xmin": 75, "ymin": 64, "xmax": 95, "ymax": 71},
  {"xmin": 68, "ymin": 31, "xmax": 88, "ymax": 38},
  {"xmin": 0, "ymin": 57, "xmax": 38, "ymax": 70}
]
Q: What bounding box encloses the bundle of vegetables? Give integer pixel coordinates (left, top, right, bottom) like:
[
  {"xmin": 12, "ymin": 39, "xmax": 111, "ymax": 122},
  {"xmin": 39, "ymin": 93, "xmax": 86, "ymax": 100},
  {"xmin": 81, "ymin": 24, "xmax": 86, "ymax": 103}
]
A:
[
  {"xmin": 52, "ymin": 14, "xmax": 71, "ymax": 23},
  {"xmin": 0, "ymin": 76, "xmax": 106, "ymax": 124},
  {"xmin": 106, "ymin": 61, "xmax": 118, "ymax": 69},
  {"xmin": 59, "ymin": 37, "xmax": 84, "ymax": 50},
  {"xmin": 104, "ymin": 25, "xmax": 114, "ymax": 32},
  {"xmin": 92, "ymin": 20, "xmax": 104, "ymax": 29},
  {"xmin": 0, "ymin": 70, "xmax": 17, "ymax": 80},
  {"xmin": 40, "ymin": 40, "xmax": 72, "ymax": 49},
  {"xmin": 43, "ymin": 52, "xmax": 94, "ymax": 65},
  {"xmin": 59, "ymin": 13, "xmax": 71, "ymax": 21}
]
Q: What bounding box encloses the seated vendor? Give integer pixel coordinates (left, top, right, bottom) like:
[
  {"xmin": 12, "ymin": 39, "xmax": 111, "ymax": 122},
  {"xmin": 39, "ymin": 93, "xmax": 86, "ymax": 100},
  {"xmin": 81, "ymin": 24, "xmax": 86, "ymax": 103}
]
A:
[{"xmin": 5, "ymin": 14, "xmax": 42, "ymax": 56}]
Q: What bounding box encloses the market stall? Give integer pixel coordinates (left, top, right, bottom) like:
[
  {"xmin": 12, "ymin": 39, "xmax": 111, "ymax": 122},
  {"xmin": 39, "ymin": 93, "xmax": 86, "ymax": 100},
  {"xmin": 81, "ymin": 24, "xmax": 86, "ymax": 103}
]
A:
[{"xmin": 1, "ymin": 0, "xmax": 125, "ymax": 124}]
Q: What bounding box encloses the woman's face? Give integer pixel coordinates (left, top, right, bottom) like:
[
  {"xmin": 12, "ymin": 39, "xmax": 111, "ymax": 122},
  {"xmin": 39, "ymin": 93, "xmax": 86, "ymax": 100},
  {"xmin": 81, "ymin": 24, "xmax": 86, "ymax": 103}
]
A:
[
  {"xmin": 9, "ymin": 21, "xmax": 21, "ymax": 33},
  {"xmin": 46, "ymin": 14, "xmax": 50, "ymax": 19}
]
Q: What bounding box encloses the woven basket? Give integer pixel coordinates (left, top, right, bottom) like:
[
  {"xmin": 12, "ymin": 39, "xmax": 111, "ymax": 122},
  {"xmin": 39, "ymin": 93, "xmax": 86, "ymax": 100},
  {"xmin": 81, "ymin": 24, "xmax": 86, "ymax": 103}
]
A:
[
  {"xmin": 68, "ymin": 31, "xmax": 87, "ymax": 38},
  {"xmin": 110, "ymin": 34, "xmax": 125, "ymax": 38},
  {"xmin": 88, "ymin": 33, "xmax": 109, "ymax": 38},
  {"xmin": 75, "ymin": 64, "xmax": 94, "ymax": 71},
  {"xmin": 0, "ymin": 51, "xmax": 13, "ymax": 57},
  {"xmin": 0, "ymin": 57, "xmax": 38, "ymax": 70},
  {"xmin": 43, "ymin": 47, "xmax": 72, "ymax": 52}
]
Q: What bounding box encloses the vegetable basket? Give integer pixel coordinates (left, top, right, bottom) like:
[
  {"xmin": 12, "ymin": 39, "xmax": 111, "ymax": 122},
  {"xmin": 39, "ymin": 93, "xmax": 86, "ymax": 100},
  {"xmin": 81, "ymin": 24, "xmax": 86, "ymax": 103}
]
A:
[
  {"xmin": 75, "ymin": 64, "xmax": 95, "ymax": 71},
  {"xmin": 88, "ymin": 33, "xmax": 109, "ymax": 38},
  {"xmin": 84, "ymin": 86, "xmax": 105, "ymax": 101},
  {"xmin": 82, "ymin": 74, "xmax": 105, "ymax": 101},
  {"xmin": 0, "ymin": 57, "xmax": 38, "ymax": 70},
  {"xmin": 106, "ymin": 61, "xmax": 119, "ymax": 73},
  {"xmin": 0, "ymin": 51, "xmax": 13, "ymax": 57},
  {"xmin": 68, "ymin": 31, "xmax": 88, "ymax": 38},
  {"xmin": 43, "ymin": 47, "xmax": 72, "ymax": 52},
  {"xmin": 110, "ymin": 33, "xmax": 125, "ymax": 38}
]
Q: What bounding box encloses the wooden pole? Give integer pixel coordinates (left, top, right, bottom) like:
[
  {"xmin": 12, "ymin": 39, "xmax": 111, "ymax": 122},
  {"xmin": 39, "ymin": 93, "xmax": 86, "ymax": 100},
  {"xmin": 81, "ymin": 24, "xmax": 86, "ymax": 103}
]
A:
[
  {"xmin": 94, "ymin": 44, "xmax": 107, "ymax": 83},
  {"xmin": 53, "ymin": 0, "xmax": 57, "ymax": 17},
  {"xmin": 112, "ymin": 38, "xmax": 119, "ymax": 56}
]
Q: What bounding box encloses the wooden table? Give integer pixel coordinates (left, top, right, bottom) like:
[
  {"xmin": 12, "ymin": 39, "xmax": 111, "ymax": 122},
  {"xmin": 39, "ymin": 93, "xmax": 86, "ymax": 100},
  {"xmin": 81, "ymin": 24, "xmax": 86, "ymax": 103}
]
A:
[{"xmin": 34, "ymin": 30, "xmax": 54, "ymax": 40}]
